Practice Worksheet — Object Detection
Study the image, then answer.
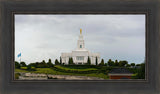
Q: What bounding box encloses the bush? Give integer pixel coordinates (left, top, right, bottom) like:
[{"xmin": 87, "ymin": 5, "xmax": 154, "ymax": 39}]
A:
[
  {"xmin": 15, "ymin": 73, "xmax": 21, "ymax": 79},
  {"xmin": 31, "ymin": 67, "xmax": 36, "ymax": 71},
  {"xmin": 27, "ymin": 65, "xmax": 36, "ymax": 71},
  {"xmin": 131, "ymin": 73, "xmax": 137, "ymax": 79},
  {"xmin": 15, "ymin": 61, "xmax": 20, "ymax": 69},
  {"xmin": 128, "ymin": 63, "xmax": 145, "ymax": 79},
  {"xmin": 20, "ymin": 62, "xmax": 27, "ymax": 67},
  {"xmin": 127, "ymin": 68, "xmax": 138, "ymax": 74},
  {"xmin": 20, "ymin": 67, "xmax": 27, "ymax": 70},
  {"xmin": 54, "ymin": 65, "xmax": 113, "ymax": 74},
  {"xmin": 62, "ymin": 65, "xmax": 98, "ymax": 69},
  {"xmin": 53, "ymin": 65, "xmax": 98, "ymax": 74},
  {"xmin": 48, "ymin": 76, "xmax": 58, "ymax": 79}
]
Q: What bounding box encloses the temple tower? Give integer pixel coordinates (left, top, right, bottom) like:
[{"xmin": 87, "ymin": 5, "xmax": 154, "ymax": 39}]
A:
[{"xmin": 77, "ymin": 29, "xmax": 85, "ymax": 50}]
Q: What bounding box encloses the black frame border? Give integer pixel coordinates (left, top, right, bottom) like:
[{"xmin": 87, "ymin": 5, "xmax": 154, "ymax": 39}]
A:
[{"xmin": 0, "ymin": 0, "xmax": 159, "ymax": 94}]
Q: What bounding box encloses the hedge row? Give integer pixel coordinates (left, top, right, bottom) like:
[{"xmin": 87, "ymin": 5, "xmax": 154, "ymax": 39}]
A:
[
  {"xmin": 62, "ymin": 65, "xmax": 98, "ymax": 69},
  {"xmin": 55, "ymin": 65, "xmax": 97, "ymax": 71},
  {"xmin": 53, "ymin": 65, "xmax": 98, "ymax": 74}
]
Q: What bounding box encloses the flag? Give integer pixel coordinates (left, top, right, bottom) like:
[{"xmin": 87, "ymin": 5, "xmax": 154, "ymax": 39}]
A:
[{"xmin": 17, "ymin": 53, "xmax": 21, "ymax": 58}]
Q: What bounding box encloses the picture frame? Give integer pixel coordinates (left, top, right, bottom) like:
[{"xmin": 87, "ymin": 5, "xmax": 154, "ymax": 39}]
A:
[{"xmin": 0, "ymin": 0, "xmax": 160, "ymax": 94}]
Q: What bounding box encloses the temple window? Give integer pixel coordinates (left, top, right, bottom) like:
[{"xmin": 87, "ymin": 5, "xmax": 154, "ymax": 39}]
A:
[{"xmin": 80, "ymin": 45, "xmax": 82, "ymax": 48}]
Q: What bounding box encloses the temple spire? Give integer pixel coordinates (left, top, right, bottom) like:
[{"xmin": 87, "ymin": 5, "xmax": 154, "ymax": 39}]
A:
[{"xmin": 80, "ymin": 29, "xmax": 82, "ymax": 34}]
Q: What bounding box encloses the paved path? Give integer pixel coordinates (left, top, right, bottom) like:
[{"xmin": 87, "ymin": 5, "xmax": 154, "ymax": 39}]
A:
[
  {"xmin": 16, "ymin": 72, "xmax": 105, "ymax": 80},
  {"xmin": 48, "ymin": 74, "xmax": 105, "ymax": 80}
]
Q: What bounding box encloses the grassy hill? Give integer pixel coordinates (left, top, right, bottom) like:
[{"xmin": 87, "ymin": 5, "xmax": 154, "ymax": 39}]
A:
[{"xmin": 15, "ymin": 65, "xmax": 110, "ymax": 79}]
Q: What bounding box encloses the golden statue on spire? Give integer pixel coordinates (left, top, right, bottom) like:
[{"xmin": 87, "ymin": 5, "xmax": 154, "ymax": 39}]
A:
[{"xmin": 80, "ymin": 29, "xmax": 82, "ymax": 34}]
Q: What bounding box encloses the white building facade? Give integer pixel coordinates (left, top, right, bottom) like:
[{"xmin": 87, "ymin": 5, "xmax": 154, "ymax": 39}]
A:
[{"xmin": 61, "ymin": 29, "xmax": 100, "ymax": 65}]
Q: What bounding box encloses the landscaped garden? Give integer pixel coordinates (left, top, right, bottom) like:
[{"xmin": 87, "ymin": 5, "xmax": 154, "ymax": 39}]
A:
[
  {"xmin": 15, "ymin": 65, "xmax": 110, "ymax": 79},
  {"xmin": 14, "ymin": 58, "xmax": 145, "ymax": 80}
]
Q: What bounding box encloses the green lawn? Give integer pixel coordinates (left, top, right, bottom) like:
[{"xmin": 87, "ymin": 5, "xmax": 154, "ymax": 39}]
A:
[
  {"xmin": 54, "ymin": 65, "xmax": 98, "ymax": 71},
  {"xmin": 15, "ymin": 67, "xmax": 109, "ymax": 79},
  {"xmin": 15, "ymin": 69, "xmax": 29, "ymax": 73}
]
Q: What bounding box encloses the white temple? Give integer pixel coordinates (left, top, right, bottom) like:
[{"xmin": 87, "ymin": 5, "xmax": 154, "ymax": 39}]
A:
[{"xmin": 61, "ymin": 29, "xmax": 100, "ymax": 65}]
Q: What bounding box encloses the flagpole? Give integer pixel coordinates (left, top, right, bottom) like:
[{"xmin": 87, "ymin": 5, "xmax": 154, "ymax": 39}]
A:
[
  {"xmin": 20, "ymin": 56, "xmax": 21, "ymax": 63},
  {"xmin": 19, "ymin": 52, "xmax": 21, "ymax": 63}
]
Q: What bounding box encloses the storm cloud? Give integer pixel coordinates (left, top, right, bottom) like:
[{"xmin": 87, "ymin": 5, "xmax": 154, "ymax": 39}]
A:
[{"xmin": 15, "ymin": 14, "xmax": 145, "ymax": 64}]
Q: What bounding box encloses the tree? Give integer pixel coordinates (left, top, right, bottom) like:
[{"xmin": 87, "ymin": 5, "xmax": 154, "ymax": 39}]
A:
[
  {"xmin": 136, "ymin": 64, "xmax": 141, "ymax": 66},
  {"xmin": 139, "ymin": 63, "xmax": 145, "ymax": 79},
  {"xmin": 68, "ymin": 57, "xmax": 74, "ymax": 65},
  {"xmin": 15, "ymin": 61, "xmax": 20, "ymax": 69},
  {"xmin": 95, "ymin": 57, "xmax": 98, "ymax": 65},
  {"xmin": 126, "ymin": 64, "xmax": 131, "ymax": 67},
  {"xmin": 47, "ymin": 59, "xmax": 54, "ymax": 67},
  {"xmin": 99, "ymin": 59, "xmax": 104, "ymax": 66},
  {"xmin": 123, "ymin": 61, "xmax": 128, "ymax": 66},
  {"xmin": 119, "ymin": 60, "xmax": 128, "ymax": 67},
  {"xmin": 107, "ymin": 59, "xmax": 114, "ymax": 66},
  {"xmin": 27, "ymin": 63, "xmax": 37, "ymax": 68},
  {"xmin": 60, "ymin": 57, "xmax": 62, "ymax": 65},
  {"xmin": 48, "ymin": 59, "xmax": 51, "ymax": 63},
  {"xmin": 104, "ymin": 63, "xmax": 108, "ymax": 66},
  {"xmin": 87, "ymin": 56, "xmax": 91, "ymax": 65},
  {"xmin": 131, "ymin": 63, "xmax": 135, "ymax": 68},
  {"xmin": 115, "ymin": 60, "xmax": 119, "ymax": 66},
  {"xmin": 41, "ymin": 60, "xmax": 49, "ymax": 68},
  {"xmin": 132, "ymin": 63, "xmax": 145, "ymax": 79},
  {"xmin": 20, "ymin": 61, "xmax": 26, "ymax": 67},
  {"xmin": 55, "ymin": 59, "xmax": 60, "ymax": 65},
  {"xmin": 42, "ymin": 60, "xmax": 46, "ymax": 64},
  {"xmin": 35, "ymin": 62, "xmax": 45, "ymax": 68},
  {"xmin": 118, "ymin": 61, "xmax": 123, "ymax": 67},
  {"xmin": 71, "ymin": 57, "xmax": 74, "ymax": 64},
  {"xmin": 68, "ymin": 58, "xmax": 71, "ymax": 65},
  {"xmin": 27, "ymin": 64, "xmax": 36, "ymax": 71},
  {"xmin": 35, "ymin": 62, "xmax": 40, "ymax": 68}
]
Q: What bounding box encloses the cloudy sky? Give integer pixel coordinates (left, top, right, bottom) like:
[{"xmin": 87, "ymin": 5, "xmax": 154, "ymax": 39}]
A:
[{"xmin": 15, "ymin": 14, "xmax": 145, "ymax": 64}]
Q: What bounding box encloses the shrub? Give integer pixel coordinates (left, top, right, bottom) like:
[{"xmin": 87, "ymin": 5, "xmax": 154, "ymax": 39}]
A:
[
  {"xmin": 48, "ymin": 76, "xmax": 58, "ymax": 79},
  {"xmin": 63, "ymin": 65, "xmax": 98, "ymax": 69},
  {"xmin": 15, "ymin": 61, "xmax": 20, "ymax": 69},
  {"xmin": 20, "ymin": 62, "xmax": 27, "ymax": 67},
  {"xmin": 27, "ymin": 65, "xmax": 36, "ymax": 71},
  {"xmin": 15, "ymin": 73, "xmax": 21, "ymax": 79},
  {"xmin": 20, "ymin": 67, "xmax": 27, "ymax": 70},
  {"xmin": 53, "ymin": 65, "xmax": 98, "ymax": 74}
]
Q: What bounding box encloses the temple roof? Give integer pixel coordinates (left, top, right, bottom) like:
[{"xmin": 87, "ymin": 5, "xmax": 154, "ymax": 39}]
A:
[{"xmin": 74, "ymin": 48, "xmax": 89, "ymax": 51}]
